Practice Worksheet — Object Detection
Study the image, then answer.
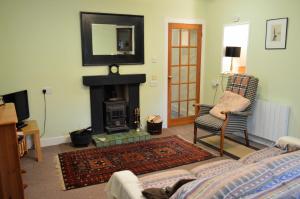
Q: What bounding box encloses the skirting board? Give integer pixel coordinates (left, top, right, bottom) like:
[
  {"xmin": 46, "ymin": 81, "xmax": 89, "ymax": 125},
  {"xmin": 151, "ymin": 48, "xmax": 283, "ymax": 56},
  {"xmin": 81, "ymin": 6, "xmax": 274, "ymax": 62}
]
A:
[
  {"xmin": 39, "ymin": 131, "xmax": 273, "ymax": 148},
  {"xmin": 41, "ymin": 135, "xmax": 71, "ymax": 147},
  {"xmin": 231, "ymin": 132, "xmax": 274, "ymax": 147}
]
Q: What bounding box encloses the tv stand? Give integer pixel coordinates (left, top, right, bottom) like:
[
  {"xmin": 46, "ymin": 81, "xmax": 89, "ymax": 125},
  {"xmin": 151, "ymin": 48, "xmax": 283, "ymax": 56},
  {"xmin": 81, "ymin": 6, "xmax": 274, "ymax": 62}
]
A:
[
  {"xmin": 0, "ymin": 103, "xmax": 25, "ymax": 199},
  {"xmin": 21, "ymin": 120, "xmax": 43, "ymax": 161},
  {"xmin": 17, "ymin": 122, "xmax": 27, "ymax": 130}
]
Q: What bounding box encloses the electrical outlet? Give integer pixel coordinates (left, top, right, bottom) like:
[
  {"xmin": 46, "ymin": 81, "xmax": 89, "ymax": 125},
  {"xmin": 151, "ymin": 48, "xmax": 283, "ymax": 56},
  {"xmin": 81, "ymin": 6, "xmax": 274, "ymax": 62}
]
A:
[
  {"xmin": 42, "ymin": 87, "xmax": 52, "ymax": 95},
  {"xmin": 233, "ymin": 16, "xmax": 240, "ymax": 22},
  {"xmin": 211, "ymin": 80, "xmax": 219, "ymax": 87}
]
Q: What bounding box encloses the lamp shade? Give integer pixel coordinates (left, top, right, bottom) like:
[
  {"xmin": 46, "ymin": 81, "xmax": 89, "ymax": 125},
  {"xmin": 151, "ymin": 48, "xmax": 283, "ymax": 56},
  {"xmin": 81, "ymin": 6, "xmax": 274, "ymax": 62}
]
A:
[{"xmin": 225, "ymin": 46, "xmax": 241, "ymax": 57}]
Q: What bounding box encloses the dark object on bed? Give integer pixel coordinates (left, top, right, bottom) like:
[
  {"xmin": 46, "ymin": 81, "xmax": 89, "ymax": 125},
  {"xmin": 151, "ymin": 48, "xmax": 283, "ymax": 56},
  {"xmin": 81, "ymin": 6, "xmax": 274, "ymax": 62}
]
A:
[{"xmin": 142, "ymin": 179, "xmax": 194, "ymax": 199}]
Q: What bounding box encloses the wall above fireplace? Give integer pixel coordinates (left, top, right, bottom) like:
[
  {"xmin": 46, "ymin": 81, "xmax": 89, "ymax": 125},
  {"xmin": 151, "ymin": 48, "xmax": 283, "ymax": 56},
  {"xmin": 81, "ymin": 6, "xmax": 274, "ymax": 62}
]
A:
[{"xmin": 83, "ymin": 73, "xmax": 146, "ymax": 134}]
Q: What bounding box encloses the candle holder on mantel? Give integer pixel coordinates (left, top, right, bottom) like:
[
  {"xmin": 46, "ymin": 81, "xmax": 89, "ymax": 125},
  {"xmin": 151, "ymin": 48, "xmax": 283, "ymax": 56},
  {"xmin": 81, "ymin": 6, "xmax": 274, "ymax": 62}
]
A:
[{"xmin": 134, "ymin": 107, "xmax": 141, "ymax": 132}]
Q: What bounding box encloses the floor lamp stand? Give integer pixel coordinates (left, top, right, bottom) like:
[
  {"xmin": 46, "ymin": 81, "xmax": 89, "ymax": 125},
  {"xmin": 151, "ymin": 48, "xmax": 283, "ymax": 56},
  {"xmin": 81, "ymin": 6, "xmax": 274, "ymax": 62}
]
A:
[{"xmin": 230, "ymin": 57, "xmax": 234, "ymax": 73}]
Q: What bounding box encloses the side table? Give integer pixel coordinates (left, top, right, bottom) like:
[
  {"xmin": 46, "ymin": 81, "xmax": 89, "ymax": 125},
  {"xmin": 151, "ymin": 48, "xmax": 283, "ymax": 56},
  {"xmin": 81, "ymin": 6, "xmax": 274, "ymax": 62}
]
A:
[{"xmin": 22, "ymin": 120, "xmax": 43, "ymax": 161}]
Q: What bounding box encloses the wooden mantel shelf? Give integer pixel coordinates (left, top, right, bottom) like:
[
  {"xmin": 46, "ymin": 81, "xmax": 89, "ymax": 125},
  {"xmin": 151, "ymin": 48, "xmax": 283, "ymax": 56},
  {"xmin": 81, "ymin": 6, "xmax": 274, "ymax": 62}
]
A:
[{"xmin": 82, "ymin": 74, "xmax": 146, "ymax": 86}]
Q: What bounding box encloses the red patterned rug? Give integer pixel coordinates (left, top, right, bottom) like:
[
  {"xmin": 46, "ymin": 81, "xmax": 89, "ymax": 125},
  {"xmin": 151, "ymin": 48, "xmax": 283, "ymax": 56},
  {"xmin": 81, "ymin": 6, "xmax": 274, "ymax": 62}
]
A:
[{"xmin": 58, "ymin": 135, "xmax": 214, "ymax": 190}]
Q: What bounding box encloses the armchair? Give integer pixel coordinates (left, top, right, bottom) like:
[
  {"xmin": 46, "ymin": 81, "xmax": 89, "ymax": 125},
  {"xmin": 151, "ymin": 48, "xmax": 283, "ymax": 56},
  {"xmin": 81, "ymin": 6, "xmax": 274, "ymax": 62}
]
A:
[{"xmin": 194, "ymin": 74, "xmax": 259, "ymax": 156}]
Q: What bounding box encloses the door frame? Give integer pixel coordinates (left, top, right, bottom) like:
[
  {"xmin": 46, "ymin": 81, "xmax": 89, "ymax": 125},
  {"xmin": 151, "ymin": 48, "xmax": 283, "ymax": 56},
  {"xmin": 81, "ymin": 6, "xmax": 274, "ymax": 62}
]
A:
[
  {"xmin": 163, "ymin": 18, "xmax": 206, "ymax": 128},
  {"xmin": 220, "ymin": 22, "xmax": 251, "ymax": 74}
]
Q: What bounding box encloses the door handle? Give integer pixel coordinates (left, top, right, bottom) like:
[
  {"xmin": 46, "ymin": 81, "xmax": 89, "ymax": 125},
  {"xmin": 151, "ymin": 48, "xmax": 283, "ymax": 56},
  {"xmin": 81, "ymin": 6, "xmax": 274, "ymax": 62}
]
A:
[
  {"xmin": 193, "ymin": 103, "xmax": 200, "ymax": 107},
  {"xmin": 168, "ymin": 76, "xmax": 173, "ymax": 79}
]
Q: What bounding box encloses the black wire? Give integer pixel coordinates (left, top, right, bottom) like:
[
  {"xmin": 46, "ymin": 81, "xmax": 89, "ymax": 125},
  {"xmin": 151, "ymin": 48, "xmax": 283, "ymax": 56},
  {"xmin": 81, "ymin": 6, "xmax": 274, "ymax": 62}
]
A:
[{"xmin": 41, "ymin": 93, "xmax": 47, "ymax": 137}]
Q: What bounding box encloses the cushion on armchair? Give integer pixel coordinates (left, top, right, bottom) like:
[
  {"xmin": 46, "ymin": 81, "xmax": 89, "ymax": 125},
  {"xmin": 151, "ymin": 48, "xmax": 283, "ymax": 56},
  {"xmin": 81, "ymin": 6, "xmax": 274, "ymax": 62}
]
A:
[{"xmin": 209, "ymin": 91, "xmax": 250, "ymax": 120}]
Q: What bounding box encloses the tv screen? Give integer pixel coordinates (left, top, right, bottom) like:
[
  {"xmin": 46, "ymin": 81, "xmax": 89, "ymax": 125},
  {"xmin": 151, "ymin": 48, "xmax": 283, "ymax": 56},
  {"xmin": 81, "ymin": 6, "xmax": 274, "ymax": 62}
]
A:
[{"xmin": 3, "ymin": 90, "xmax": 30, "ymax": 125}]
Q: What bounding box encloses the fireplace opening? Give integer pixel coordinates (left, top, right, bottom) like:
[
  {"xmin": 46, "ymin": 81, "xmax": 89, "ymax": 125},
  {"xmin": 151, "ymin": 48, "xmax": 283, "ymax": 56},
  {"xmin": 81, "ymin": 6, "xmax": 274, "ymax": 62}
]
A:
[
  {"xmin": 104, "ymin": 85, "xmax": 130, "ymax": 134},
  {"xmin": 104, "ymin": 85, "xmax": 128, "ymax": 101}
]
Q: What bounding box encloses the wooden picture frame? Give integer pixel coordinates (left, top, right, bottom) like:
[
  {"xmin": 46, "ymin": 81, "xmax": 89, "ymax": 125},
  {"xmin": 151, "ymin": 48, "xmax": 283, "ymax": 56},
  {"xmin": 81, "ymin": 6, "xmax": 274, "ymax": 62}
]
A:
[
  {"xmin": 265, "ymin": 18, "xmax": 288, "ymax": 50},
  {"xmin": 80, "ymin": 12, "xmax": 144, "ymax": 66}
]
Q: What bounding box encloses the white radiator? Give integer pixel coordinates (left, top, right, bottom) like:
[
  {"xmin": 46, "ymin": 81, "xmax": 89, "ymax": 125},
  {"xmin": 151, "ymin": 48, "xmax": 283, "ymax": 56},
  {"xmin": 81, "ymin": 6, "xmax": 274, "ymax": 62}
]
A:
[{"xmin": 248, "ymin": 99, "xmax": 290, "ymax": 142}]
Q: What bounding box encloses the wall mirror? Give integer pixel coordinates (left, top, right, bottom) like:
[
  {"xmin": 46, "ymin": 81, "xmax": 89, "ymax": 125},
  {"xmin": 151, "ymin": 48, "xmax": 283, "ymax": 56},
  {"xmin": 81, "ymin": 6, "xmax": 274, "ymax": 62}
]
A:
[{"xmin": 80, "ymin": 12, "xmax": 144, "ymax": 66}]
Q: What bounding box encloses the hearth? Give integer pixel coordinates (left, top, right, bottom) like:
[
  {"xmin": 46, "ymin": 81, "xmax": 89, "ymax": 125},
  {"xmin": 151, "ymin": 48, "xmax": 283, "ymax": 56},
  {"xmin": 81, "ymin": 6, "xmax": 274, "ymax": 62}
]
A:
[
  {"xmin": 104, "ymin": 99, "xmax": 129, "ymax": 133},
  {"xmin": 83, "ymin": 73, "xmax": 146, "ymax": 134}
]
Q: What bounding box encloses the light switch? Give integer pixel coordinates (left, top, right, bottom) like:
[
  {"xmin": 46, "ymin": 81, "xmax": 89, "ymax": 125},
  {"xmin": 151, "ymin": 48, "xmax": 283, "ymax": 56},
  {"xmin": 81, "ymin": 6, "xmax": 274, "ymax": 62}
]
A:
[
  {"xmin": 151, "ymin": 75, "xmax": 158, "ymax": 80},
  {"xmin": 151, "ymin": 57, "xmax": 158, "ymax": 63},
  {"xmin": 150, "ymin": 80, "xmax": 158, "ymax": 87}
]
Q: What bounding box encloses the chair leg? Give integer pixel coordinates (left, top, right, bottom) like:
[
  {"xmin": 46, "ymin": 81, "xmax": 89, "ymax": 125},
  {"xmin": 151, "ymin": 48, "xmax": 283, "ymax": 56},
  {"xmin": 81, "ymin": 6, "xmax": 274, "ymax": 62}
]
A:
[
  {"xmin": 220, "ymin": 128, "xmax": 224, "ymax": 156},
  {"xmin": 220, "ymin": 115, "xmax": 229, "ymax": 156},
  {"xmin": 193, "ymin": 123, "xmax": 197, "ymax": 144},
  {"xmin": 244, "ymin": 129, "xmax": 250, "ymax": 146}
]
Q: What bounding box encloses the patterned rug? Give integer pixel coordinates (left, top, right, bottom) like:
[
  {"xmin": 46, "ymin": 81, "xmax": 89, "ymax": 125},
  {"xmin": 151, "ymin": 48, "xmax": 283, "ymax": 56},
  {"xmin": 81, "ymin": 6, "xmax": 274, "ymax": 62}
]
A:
[{"xmin": 58, "ymin": 135, "xmax": 214, "ymax": 190}]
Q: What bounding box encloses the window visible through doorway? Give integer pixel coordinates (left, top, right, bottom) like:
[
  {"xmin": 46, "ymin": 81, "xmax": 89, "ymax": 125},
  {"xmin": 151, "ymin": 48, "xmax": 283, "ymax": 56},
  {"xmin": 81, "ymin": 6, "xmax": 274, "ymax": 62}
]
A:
[{"xmin": 222, "ymin": 23, "xmax": 249, "ymax": 74}]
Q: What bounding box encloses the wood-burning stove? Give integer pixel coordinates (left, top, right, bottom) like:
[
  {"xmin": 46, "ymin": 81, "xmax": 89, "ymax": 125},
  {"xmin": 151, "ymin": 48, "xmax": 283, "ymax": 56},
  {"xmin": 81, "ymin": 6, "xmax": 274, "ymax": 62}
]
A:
[{"xmin": 104, "ymin": 99, "xmax": 129, "ymax": 133}]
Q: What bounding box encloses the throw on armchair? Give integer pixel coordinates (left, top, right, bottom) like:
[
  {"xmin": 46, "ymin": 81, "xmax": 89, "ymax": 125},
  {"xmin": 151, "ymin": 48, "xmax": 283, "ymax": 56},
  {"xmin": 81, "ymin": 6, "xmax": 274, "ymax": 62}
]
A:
[{"xmin": 194, "ymin": 74, "xmax": 259, "ymax": 156}]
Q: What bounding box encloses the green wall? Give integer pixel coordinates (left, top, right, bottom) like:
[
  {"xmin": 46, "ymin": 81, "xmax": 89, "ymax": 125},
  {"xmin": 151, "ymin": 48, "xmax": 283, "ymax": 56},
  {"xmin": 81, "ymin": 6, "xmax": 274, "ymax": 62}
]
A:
[
  {"xmin": 203, "ymin": 0, "xmax": 300, "ymax": 136},
  {"xmin": 2, "ymin": 0, "xmax": 299, "ymax": 140},
  {"xmin": 0, "ymin": 0, "xmax": 206, "ymax": 138}
]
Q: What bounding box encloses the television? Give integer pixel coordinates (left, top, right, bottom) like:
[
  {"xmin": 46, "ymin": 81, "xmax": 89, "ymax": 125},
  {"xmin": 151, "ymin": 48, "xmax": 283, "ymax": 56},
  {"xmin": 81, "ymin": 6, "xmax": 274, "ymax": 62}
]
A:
[{"xmin": 3, "ymin": 90, "xmax": 30, "ymax": 129}]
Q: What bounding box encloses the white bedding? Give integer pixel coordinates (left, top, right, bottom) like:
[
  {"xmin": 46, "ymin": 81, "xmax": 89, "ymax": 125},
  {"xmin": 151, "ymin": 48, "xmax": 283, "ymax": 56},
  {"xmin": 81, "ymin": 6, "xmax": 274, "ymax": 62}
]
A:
[
  {"xmin": 105, "ymin": 136, "xmax": 300, "ymax": 199},
  {"xmin": 105, "ymin": 170, "xmax": 145, "ymax": 199}
]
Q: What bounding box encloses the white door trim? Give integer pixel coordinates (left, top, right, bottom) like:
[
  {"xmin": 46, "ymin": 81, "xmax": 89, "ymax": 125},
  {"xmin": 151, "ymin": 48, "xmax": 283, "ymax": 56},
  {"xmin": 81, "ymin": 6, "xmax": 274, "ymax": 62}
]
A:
[{"xmin": 163, "ymin": 17, "xmax": 206, "ymax": 128}]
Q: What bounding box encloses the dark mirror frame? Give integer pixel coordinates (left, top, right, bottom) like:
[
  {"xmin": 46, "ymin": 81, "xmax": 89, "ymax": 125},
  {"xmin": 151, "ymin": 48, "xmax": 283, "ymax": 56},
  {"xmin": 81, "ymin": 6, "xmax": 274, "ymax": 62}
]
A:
[{"xmin": 80, "ymin": 12, "xmax": 144, "ymax": 66}]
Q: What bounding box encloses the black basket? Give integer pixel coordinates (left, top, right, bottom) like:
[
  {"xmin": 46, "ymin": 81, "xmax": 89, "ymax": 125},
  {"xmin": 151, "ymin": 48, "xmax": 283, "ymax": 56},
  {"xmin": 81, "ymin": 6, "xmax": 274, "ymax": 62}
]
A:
[
  {"xmin": 70, "ymin": 127, "xmax": 92, "ymax": 147},
  {"xmin": 147, "ymin": 121, "xmax": 162, "ymax": 135}
]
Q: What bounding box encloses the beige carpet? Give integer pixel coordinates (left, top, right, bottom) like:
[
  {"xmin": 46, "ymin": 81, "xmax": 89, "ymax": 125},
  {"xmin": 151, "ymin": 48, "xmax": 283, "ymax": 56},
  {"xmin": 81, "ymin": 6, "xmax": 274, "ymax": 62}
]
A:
[{"xmin": 199, "ymin": 135, "xmax": 257, "ymax": 159}]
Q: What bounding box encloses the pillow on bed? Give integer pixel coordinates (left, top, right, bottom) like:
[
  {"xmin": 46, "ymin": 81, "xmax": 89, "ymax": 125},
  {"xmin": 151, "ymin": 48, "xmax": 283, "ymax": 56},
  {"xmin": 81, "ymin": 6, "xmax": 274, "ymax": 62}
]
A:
[
  {"xmin": 209, "ymin": 91, "xmax": 250, "ymax": 120},
  {"xmin": 275, "ymin": 136, "xmax": 300, "ymax": 153}
]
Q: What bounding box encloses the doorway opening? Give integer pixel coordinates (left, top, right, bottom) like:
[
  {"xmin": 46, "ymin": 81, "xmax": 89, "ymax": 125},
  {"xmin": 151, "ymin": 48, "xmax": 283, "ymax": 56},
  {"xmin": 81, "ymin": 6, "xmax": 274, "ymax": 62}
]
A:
[{"xmin": 222, "ymin": 23, "xmax": 249, "ymax": 74}]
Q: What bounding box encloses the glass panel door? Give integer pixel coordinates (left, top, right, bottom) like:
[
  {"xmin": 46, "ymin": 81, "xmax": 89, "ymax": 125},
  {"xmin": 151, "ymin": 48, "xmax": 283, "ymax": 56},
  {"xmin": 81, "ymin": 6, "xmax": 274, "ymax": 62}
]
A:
[{"xmin": 168, "ymin": 23, "xmax": 202, "ymax": 127}]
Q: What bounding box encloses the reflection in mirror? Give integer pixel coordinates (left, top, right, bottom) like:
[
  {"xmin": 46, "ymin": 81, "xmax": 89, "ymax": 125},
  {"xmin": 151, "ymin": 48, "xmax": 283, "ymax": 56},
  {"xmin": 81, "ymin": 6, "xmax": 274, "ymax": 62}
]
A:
[{"xmin": 92, "ymin": 24, "xmax": 135, "ymax": 55}]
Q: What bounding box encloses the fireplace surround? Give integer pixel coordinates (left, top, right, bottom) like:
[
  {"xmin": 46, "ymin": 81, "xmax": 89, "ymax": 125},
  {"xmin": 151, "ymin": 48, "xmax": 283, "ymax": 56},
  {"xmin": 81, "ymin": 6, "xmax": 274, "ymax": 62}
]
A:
[{"xmin": 83, "ymin": 73, "xmax": 146, "ymax": 134}]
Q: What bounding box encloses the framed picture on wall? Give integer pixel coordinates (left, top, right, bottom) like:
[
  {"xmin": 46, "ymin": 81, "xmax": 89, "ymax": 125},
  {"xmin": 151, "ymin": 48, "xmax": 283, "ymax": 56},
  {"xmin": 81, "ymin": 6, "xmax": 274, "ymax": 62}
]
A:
[{"xmin": 265, "ymin": 18, "xmax": 288, "ymax": 49}]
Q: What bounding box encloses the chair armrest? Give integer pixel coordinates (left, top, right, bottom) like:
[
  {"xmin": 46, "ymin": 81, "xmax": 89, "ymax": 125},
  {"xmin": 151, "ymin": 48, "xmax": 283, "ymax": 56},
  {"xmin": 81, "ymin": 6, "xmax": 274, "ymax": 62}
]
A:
[
  {"xmin": 194, "ymin": 104, "xmax": 214, "ymax": 116},
  {"xmin": 228, "ymin": 111, "xmax": 251, "ymax": 117},
  {"xmin": 193, "ymin": 103, "xmax": 214, "ymax": 108},
  {"xmin": 200, "ymin": 104, "xmax": 214, "ymax": 109}
]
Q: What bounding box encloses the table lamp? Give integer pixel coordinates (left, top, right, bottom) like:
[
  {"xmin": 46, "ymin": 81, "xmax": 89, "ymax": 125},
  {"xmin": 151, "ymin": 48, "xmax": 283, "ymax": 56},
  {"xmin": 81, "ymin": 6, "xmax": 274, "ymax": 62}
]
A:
[{"xmin": 225, "ymin": 46, "xmax": 241, "ymax": 73}]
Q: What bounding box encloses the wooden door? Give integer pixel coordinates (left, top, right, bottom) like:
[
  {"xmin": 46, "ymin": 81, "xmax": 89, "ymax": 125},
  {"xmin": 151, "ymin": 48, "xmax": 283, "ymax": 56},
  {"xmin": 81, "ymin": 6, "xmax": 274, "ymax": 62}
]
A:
[{"xmin": 168, "ymin": 23, "xmax": 202, "ymax": 127}]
